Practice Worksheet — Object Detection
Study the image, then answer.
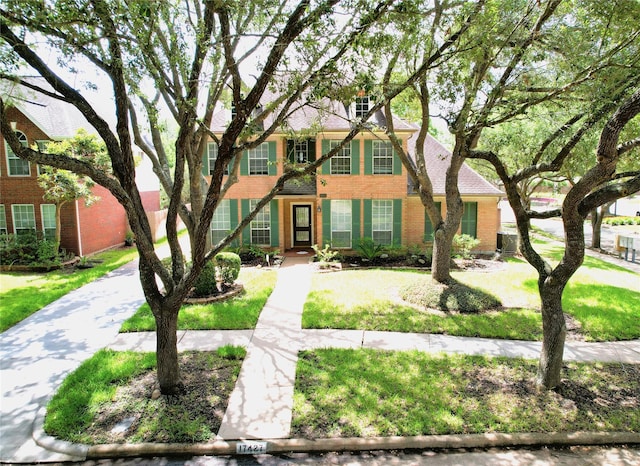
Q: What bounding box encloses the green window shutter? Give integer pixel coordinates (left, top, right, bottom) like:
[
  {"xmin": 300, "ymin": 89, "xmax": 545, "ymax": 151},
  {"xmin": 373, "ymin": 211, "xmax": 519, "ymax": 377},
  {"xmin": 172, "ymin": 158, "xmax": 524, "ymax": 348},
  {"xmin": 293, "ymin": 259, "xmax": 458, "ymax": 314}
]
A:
[
  {"xmin": 424, "ymin": 201, "xmax": 441, "ymax": 242},
  {"xmin": 229, "ymin": 199, "xmax": 239, "ymax": 246},
  {"xmin": 461, "ymin": 202, "xmax": 478, "ymax": 238},
  {"xmin": 351, "ymin": 199, "xmax": 361, "ymax": 246},
  {"xmin": 268, "ymin": 141, "xmax": 277, "ymax": 175},
  {"xmin": 321, "ymin": 139, "xmax": 331, "ymax": 175},
  {"xmin": 287, "ymin": 139, "xmax": 295, "ymax": 164},
  {"xmin": 363, "ymin": 199, "xmax": 372, "ymax": 239},
  {"xmin": 202, "ymin": 147, "xmax": 209, "ymax": 176},
  {"xmin": 322, "ymin": 199, "xmax": 331, "ymax": 246},
  {"xmin": 351, "ymin": 140, "xmax": 360, "ymax": 175},
  {"xmin": 308, "ymin": 139, "xmax": 316, "ymax": 162},
  {"xmin": 364, "ymin": 140, "xmax": 373, "ymax": 175},
  {"xmin": 240, "ymin": 150, "xmax": 249, "ymax": 176},
  {"xmin": 392, "ymin": 146, "xmax": 402, "ymax": 175},
  {"xmin": 270, "ymin": 199, "xmax": 279, "ymax": 247},
  {"xmin": 393, "ymin": 199, "xmax": 402, "ymax": 245},
  {"xmin": 241, "ymin": 199, "xmax": 251, "ymax": 245}
]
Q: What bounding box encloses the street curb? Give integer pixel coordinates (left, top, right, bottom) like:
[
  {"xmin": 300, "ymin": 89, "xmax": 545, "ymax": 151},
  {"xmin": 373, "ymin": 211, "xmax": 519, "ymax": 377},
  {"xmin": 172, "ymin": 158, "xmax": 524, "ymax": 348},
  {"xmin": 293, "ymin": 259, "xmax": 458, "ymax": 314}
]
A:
[{"xmin": 34, "ymin": 409, "xmax": 640, "ymax": 461}]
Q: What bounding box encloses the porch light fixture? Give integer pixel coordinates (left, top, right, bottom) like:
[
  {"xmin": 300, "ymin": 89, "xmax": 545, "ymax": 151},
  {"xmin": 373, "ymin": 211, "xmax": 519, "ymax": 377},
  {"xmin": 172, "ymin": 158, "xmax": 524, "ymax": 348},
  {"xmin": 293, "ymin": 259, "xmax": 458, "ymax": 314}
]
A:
[{"xmin": 317, "ymin": 206, "xmax": 321, "ymax": 213}]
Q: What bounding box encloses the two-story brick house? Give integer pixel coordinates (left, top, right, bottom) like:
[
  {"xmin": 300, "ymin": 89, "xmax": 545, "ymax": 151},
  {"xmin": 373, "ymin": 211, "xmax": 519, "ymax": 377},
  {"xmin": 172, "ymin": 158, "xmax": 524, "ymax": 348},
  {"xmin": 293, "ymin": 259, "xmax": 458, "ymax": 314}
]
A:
[
  {"xmin": 205, "ymin": 96, "xmax": 503, "ymax": 254},
  {"xmin": 1, "ymin": 79, "xmax": 161, "ymax": 256}
]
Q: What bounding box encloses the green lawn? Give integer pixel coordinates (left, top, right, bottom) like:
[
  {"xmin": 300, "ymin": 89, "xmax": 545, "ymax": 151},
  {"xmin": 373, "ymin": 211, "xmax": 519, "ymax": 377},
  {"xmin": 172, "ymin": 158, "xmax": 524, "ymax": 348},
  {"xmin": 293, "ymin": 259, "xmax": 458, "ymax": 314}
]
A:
[
  {"xmin": 120, "ymin": 267, "xmax": 277, "ymax": 331},
  {"xmin": 302, "ymin": 253, "xmax": 640, "ymax": 341},
  {"xmin": 44, "ymin": 347, "xmax": 246, "ymax": 444},
  {"xmin": 293, "ymin": 349, "xmax": 639, "ymax": 438},
  {"xmin": 0, "ymin": 247, "xmax": 138, "ymax": 332}
]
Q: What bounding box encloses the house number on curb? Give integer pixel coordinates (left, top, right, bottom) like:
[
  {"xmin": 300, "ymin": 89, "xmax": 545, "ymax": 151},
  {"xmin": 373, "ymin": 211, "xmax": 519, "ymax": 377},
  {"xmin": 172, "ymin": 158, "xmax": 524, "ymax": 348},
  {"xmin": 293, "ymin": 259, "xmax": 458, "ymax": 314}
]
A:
[{"xmin": 236, "ymin": 441, "xmax": 268, "ymax": 454}]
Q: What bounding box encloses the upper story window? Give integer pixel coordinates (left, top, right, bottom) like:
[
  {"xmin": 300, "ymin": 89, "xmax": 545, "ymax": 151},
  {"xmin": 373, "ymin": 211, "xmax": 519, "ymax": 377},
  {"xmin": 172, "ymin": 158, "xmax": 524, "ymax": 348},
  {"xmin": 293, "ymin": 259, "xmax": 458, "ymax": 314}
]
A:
[
  {"xmin": 372, "ymin": 140, "xmax": 393, "ymax": 174},
  {"xmin": 248, "ymin": 143, "xmax": 269, "ymax": 175},
  {"xmin": 355, "ymin": 96, "xmax": 370, "ymax": 119},
  {"xmin": 329, "ymin": 140, "xmax": 351, "ymax": 175},
  {"xmin": 206, "ymin": 142, "xmax": 229, "ymax": 175},
  {"xmin": 36, "ymin": 140, "xmax": 50, "ymax": 175},
  {"xmin": 286, "ymin": 139, "xmax": 316, "ymax": 164},
  {"xmin": 5, "ymin": 131, "xmax": 30, "ymax": 176}
]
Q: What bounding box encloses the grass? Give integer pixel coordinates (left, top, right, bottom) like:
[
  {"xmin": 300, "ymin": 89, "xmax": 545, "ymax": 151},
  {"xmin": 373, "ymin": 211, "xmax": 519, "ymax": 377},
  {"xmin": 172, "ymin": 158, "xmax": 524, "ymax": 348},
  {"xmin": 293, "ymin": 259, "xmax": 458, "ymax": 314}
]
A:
[
  {"xmin": 302, "ymin": 250, "xmax": 640, "ymax": 341},
  {"xmin": 293, "ymin": 348, "xmax": 640, "ymax": 438},
  {"xmin": 44, "ymin": 347, "xmax": 246, "ymax": 444},
  {"xmin": 120, "ymin": 267, "xmax": 277, "ymax": 331},
  {"xmin": 302, "ymin": 268, "xmax": 544, "ymax": 341},
  {"xmin": 0, "ymin": 247, "xmax": 138, "ymax": 332}
]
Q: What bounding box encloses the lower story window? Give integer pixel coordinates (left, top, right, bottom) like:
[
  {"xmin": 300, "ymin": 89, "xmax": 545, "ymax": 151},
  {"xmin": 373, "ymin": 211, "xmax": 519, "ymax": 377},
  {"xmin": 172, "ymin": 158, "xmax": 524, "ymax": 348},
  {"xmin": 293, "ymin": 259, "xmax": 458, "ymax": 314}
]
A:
[
  {"xmin": 331, "ymin": 200, "xmax": 352, "ymax": 248},
  {"xmin": 210, "ymin": 199, "xmax": 230, "ymax": 245},
  {"xmin": 250, "ymin": 199, "xmax": 270, "ymax": 245},
  {"xmin": 461, "ymin": 202, "xmax": 478, "ymax": 238},
  {"xmin": 372, "ymin": 199, "xmax": 393, "ymax": 245},
  {"xmin": 41, "ymin": 204, "xmax": 56, "ymax": 241},
  {"xmin": 11, "ymin": 204, "xmax": 36, "ymax": 235},
  {"xmin": 0, "ymin": 205, "xmax": 7, "ymax": 235}
]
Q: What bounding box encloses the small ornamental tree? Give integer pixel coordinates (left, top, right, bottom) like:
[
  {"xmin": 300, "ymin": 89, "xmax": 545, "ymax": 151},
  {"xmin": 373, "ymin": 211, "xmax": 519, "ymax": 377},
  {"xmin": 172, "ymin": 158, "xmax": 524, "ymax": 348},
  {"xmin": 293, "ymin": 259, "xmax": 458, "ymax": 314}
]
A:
[{"xmin": 37, "ymin": 130, "xmax": 110, "ymax": 248}]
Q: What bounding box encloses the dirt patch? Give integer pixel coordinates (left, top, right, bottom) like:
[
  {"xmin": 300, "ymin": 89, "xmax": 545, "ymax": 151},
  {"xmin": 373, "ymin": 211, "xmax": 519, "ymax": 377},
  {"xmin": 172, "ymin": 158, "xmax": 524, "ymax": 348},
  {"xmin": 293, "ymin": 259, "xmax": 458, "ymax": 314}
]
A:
[{"xmin": 83, "ymin": 352, "xmax": 241, "ymax": 444}]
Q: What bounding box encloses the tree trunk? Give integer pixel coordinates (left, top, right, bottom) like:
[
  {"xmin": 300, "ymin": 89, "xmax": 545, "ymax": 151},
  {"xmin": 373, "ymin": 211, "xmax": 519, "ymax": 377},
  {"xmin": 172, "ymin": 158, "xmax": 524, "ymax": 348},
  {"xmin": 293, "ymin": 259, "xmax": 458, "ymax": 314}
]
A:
[
  {"xmin": 155, "ymin": 308, "xmax": 182, "ymax": 394},
  {"xmin": 536, "ymin": 277, "xmax": 567, "ymax": 389},
  {"xmin": 590, "ymin": 207, "xmax": 602, "ymax": 249},
  {"xmin": 431, "ymin": 227, "xmax": 454, "ymax": 283}
]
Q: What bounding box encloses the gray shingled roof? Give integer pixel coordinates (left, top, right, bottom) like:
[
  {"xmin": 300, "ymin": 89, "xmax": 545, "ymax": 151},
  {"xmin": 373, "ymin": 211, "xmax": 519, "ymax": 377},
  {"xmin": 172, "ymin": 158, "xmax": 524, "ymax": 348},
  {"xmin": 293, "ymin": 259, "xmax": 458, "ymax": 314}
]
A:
[
  {"xmin": 1, "ymin": 77, "xmax": 92, "ymax": 139},
  {"xmin": 408, "ymin": 132, "xmax": 503, "ymax": 196},
  {"xmin": 210, "ymin": 95, "xmax": 415, "ymax": 134}
]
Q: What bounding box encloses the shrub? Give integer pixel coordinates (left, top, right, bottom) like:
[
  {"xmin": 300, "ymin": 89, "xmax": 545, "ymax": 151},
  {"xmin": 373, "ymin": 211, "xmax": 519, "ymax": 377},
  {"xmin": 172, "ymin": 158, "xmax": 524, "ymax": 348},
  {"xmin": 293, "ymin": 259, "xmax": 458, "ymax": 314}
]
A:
[
  {"xmin": 452, "ymin": 234, "xmax": 480, "ymax": 260},
  {"xmin": 357, "ymin": 237, "xmax": 385, "ymax": 261},
  {"xmin": 0, "ymin": 232, "xmax": 64, "ymax": 267},
  {"xmin": 191, "ymin": 260, "xmax": 219, "ymax": 297},
  {"xmin": 215, "ymin": 252, "xmax": 241, "ymax": 285},
  {"xmin": 312, "ymin": 244, "xmax": 339, "ymax": 263},
  {"xmin": 400, "ymin": 279, "xmax": 501, "ymax": 313}
]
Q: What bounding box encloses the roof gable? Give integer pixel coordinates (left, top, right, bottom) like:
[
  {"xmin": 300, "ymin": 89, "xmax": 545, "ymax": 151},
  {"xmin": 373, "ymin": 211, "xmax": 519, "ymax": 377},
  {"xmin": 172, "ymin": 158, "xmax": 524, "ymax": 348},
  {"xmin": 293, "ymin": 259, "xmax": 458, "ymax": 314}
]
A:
[{"xmin": 409, "ymin": 132, "xmax": 503, "ymax": 197}]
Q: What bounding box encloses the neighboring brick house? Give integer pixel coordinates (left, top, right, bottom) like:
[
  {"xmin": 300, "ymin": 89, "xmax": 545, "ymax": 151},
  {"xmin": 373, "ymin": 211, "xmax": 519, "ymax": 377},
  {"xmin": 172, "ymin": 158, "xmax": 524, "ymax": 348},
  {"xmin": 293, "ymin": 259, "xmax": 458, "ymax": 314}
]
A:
[
  {"xmin": 0, "ymin": 80, "xmax": 160, "ymax": 256},
  {"xmin": 205, "ymin": 96, "xmax": 503, "ymax": 254}
]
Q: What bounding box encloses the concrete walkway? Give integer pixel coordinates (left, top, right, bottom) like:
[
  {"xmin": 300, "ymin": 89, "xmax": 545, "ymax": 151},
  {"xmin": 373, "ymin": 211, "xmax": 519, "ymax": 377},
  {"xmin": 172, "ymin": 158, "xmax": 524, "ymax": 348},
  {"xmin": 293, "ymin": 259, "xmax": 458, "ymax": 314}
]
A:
[{"xmin": 2, "ymin": 253, "xmax": 640, "ymax": 463}]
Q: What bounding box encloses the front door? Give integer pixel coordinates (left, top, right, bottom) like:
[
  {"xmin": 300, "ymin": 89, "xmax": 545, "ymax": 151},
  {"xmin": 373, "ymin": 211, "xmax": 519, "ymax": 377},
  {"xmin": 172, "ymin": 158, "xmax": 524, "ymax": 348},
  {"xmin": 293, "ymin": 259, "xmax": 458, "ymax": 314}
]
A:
[{"xmin": 293, "ymin": 205, "xmax": 312, "ymax": 247}]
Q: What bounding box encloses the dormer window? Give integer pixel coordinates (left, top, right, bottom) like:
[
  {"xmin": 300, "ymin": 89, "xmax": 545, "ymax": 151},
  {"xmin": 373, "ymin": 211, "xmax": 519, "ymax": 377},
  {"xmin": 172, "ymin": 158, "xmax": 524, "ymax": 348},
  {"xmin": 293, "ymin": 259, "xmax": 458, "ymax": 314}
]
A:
[{"xmin": 355, "ymin": 96, "xmax": 370, "ymax": 118}]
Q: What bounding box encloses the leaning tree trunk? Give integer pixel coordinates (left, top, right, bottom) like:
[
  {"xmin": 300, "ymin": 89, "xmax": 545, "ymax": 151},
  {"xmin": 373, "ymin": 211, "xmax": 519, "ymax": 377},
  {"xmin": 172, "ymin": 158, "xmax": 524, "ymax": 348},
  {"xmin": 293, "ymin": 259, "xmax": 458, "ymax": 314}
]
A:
[{"xmin": 536, "ymin": 276, "xmax": 567, "ymax": 389}]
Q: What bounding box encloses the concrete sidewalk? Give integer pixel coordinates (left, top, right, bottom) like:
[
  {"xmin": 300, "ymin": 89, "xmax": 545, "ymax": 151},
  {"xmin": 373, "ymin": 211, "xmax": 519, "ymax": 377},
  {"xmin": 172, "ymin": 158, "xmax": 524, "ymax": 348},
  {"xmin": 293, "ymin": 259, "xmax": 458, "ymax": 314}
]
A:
[{"xmin": 2, "ymin": 254, "xmax": 640, "ymax": 463}]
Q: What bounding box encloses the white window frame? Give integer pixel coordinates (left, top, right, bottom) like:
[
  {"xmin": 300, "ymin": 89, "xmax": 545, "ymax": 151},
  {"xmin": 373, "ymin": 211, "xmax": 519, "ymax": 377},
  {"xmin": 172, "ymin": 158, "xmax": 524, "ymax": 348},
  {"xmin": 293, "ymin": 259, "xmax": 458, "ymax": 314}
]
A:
[
  {"xmin": 0, "ymin": 205, "xmax": 7, "ymax": 235},
  {"xmin": 331, "ymin": 200, "xmax": 352, "ymax": 248},
  {"xmin": 5, "ymin": 131, "xmax": 30, "ymax": 176},
  {"xmin": 293, "ymin": 140, "xmax": 309, "ymax": 164},
  {"xmin": 11, "ymin": 204, "xmax": 36, "ymax": 235},
  {"xmin": 372, "ymin": 200, "xmax": 393, "ymax": 246},
  {"xmin": 248, "ymin": 143, "xmax": 269, "ymax": 175},
  {"xmin": 41, "ymin": 204, "xmax": 57, "ymax": 241},
  {"xmin": 249, "ymin": 199, "xmax": 270, "ymax": 245},
  {"xmin": 329, "ymin": 140, "xmax": 351, "ymax": 175},
  {"xmin": 207, "ymin": 142, "xmax": 229, "ymax": 175},
  {"xmin": 210, "ymin": 199, "xmax": 231, "ymax": 246},
  {"xmin": 36, "ymin": 140, "xmax": 49, "ymax": 175},
  {"xmin": 355, "ymin": 96, "xmax": 370, "ymax": 119},
  {"xmin": 372, "ymin": 140, "xmax": 393, "ymax": 175}
]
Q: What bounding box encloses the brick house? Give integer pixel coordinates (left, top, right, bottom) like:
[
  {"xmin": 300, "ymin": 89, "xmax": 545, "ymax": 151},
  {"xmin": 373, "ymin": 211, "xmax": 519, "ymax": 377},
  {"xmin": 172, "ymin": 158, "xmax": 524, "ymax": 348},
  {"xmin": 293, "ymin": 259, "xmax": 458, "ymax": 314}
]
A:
[
  {"xmin": 205, "ymin": 96, "xmax": 503, "ymax": 254},
  {"xmin": 1, "ymin": 80, "xmax": 160, "ymax": 256}
]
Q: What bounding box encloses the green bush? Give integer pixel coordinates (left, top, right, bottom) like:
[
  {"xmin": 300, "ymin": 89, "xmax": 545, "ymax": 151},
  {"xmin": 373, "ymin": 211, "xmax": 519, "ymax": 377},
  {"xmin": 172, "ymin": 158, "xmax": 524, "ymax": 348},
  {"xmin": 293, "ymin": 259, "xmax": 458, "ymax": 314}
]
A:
[
  {"xmin": 191, "ymin": 260, "xmax": 219, "ymax": 297},
  {"xmin": 400, "ymin": 279, "xmax": 501, "ymax": 313},
  {"xmin": 0, "ymin": 232, "xmax": 65, "ymax": 267},
  {"xmin": 356, "ymin": 237, "xmax": 385, "ymax": 261},
  {"xmin": 452, "ymin": 234, "xmax": 481, "ymax": 259},
  {"xmin": 215, "ymin": 252, "xmax": 241, "ymax": 285}
]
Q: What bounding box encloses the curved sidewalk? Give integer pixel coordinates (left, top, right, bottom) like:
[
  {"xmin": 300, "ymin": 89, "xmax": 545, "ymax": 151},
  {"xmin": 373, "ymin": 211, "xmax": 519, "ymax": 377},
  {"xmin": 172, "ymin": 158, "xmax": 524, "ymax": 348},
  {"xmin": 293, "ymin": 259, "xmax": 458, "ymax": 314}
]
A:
[{"xmin": 2, "ymin": 254, "xmax": 639, "ymax": 463}]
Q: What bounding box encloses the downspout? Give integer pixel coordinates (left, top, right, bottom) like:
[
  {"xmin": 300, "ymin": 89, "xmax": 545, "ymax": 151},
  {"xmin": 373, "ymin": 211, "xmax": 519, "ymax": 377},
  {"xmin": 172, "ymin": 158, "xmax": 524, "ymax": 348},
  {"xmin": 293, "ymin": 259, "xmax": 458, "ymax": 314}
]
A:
[{"xmin": 74, "ymin": 199, "xmax": 83, "ymax": 257}]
